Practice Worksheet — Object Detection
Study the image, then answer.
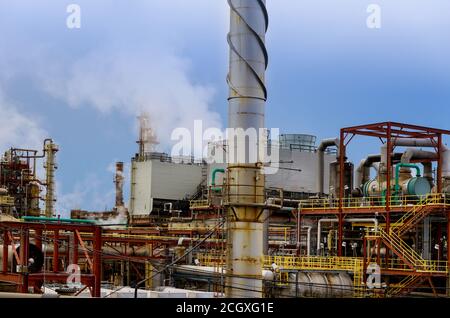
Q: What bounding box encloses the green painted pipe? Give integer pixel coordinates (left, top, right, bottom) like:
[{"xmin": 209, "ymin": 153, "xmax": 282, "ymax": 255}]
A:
[
  {"xmin": 22, "ymin": 216, "xmax": 96, "ymax": 224},
  {"xmin": 211, "ymin": 168, "xmax": 225, "ymax": 192},
  {"xmin": 395, "ymin": 163, "xmax": 421, "ymax": 194}
]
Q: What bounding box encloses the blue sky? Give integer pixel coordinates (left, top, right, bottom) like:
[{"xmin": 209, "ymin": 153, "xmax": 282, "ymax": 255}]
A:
[{"xmin": 0, "ymin": 1, "xmax": 449, "ymax": 215}]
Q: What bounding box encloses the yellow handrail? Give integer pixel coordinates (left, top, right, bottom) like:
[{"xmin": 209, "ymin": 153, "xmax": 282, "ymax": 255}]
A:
[{"xmin": 299, "ymin": 193, "xmax": 448, "ymax": 211}]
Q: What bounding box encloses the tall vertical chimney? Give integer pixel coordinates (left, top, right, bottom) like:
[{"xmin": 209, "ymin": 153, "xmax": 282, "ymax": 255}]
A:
[
  {"xmin": 115, "ymin": 162, "xmax": 124, "ymax": 208},
  {"xmin": 225, "ymin": 0, "xmax": 268, "ymax": 298}
]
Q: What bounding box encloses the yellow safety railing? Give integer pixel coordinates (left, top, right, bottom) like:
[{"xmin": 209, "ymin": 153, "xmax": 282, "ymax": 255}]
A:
[
  {"xmin": 385, "ymin": 258, "xmax": 448, "ymax": 274},
  {"xmin": 0, "ymin": 196, "xmax": 14, "ymax": 206},
  {"xmin": 367, "ymin": 228, "xmax": 448, "ymax": 274},
  {"xmin": 299, "ymin": 193, "xmax": 450, "ymax": 212},
  {"xmin": 196, "ymin": 253, "xmax": 226, "ymax": 266},
  {"xmin": 264, "ymin": 255, "xmax": 361, "ymax": 271},
  {"xmin": 263, "ymin": 256, "xmax": 364, "ymax": 297},
  {"xmin": 190, "ymin": 200, "xmax": 210, "ymax": 208},
  {"xmin": 194, "ymin": 254, "xmax": 366, "ymax": 296},
  {"xmin": 387, "ymin": 275, "xmax": 418, "ymax": 296}
]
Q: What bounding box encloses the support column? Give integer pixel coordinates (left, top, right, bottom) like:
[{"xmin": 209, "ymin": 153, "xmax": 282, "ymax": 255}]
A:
[
  {"xmin": 263, "ymin": 209, "xmax": 269, "ymax": 255},
  {"xmin": 35, "ymin": 229, "xmax": 42, "ymax": 251},
  {"xmin": 338, "ymin": 132, "xmax": 345, "ymax": 256},
  {"xmin": 2, "ymin": 231, "xmax": 8, "ymax": 273},
  {"xmin": 53, "ymin": 230, "xmax": 59, "ymax": 273},
  {"xmin": 423, "ymin": 217, "xmax": 431, "ymax": 260},
  {"xmin": 438, "ymin": 134, "xmax": 443, "ymax": 193},
  {"xmin": 19, "ymin": 229, "xmax": 29, "ymax": 293},
  {"xmin": 93, "ymin": 226, "xmax": 102, "ymax": 298},
  {"xmin": 385, "ymin": 127, "xmax": 392, "ymax": 267},
  {"xmin": 73, "ymin": 231, "xmax": 79, "ymax": 265},
  {"xmin": 447, "ymin": 211, "xmax": 450, "ymax": 297}
]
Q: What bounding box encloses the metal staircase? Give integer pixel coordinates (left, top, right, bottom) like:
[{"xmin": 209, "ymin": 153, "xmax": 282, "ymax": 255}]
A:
[
  {"xmin": 387, "ymin": 275, "xmax": 426, "ymax": 297},
  {"xmin": 392, "ymin": 195, "xmax": 438, "ymax": 236},
  {"xmin": 376, "ymin": 227, "xmax": 425, "ymax": 270},
  {"xmin": 365, "ymin": 194, "xmax": 448, "ymax": 296},
  {"xmin": 190, "ymin": 164, "xmax": 208, "ymax": 200}
]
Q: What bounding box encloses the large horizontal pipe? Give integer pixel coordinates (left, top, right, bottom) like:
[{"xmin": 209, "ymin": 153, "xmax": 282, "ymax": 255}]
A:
[
  {"xmin": 355, "ymin": 153, "xmax": 403, "ymax": 190},
  {"xmin": 401, "ymin": 149, "xmax": 437, "ymax": 164},
  {"xmin": 0, "ymin": 292, "xmax": 63, "ymax": 298},
  {"xmin": 380, "ymin": 138, "xmax": 439, "ymax": 175},
  {"xmin": 173, "ymin": 265, "xmax": 275, "ymax": 281}
]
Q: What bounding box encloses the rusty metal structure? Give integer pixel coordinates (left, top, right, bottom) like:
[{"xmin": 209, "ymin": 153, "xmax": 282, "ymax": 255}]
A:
[
  {"xmin": 2, "ymin": 1, "xmax": 450, "ymax": 300},
  {"xmin": 0, "ymin": 139, "xmax": 58, "ymax": 218},
  {"xmin": 296, "ymin": 122, "xmax": 450, "ymax": 297},
  {"xmin": 0, "ymin": 220, "xmax": 102, "ymax": 297}
]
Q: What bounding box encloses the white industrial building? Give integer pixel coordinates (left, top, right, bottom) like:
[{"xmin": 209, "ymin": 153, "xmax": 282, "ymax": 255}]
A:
[{"xmin": 129, "ymin": 134, "xmax": 337, "ymax": 218}]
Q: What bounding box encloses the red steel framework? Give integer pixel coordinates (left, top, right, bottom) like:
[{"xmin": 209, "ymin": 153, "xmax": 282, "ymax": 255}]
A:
[
  {"xmin": 0, "ymin": 219, "xmax": 228, "ymax": 297},
  {"xmin": 338, "ymin": 122, "xmax": 450, "ymax": 267},
  {"xmin": 0, "ymin": 222, "xmax": 102, "ymax": 297}
]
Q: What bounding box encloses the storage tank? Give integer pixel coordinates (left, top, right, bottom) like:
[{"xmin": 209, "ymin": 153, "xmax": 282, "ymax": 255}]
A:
[
  {"xmin": 363, "ymin": 176, "xmax": 431, "ymax": 197},
  {"xmin": 329, "ymin": 161, "xmax": 354, "ymax": 198}
]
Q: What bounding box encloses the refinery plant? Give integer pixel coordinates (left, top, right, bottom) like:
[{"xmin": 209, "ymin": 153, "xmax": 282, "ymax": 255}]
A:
[{"xmin": 1, "ymin": 0, "xmax": 450, "ymax": 299}]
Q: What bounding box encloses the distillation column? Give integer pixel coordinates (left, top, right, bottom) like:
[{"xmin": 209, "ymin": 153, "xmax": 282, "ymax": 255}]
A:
[
  {"xmin": 44, "ymin": 140, "xmax": 58, "ymax": 217},
  {"xmin": 225, "ymin": 0, "xmax": 269, "ymax": 298}
]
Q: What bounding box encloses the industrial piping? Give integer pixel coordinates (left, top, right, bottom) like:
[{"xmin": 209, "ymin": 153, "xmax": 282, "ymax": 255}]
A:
[
  {"xmin": 401, "ymin": 149, "xmax": 437, "ymax": 186},
  {"xmin": 316, "ymin": 218, "xmax": 378, "ymax": 253},
  {"xmin": 225, "ymin": 0, "xmax": 269, "ymax": 298},
  {"xmin": 317, "ymin": 138, "xmax": 339, "ymax": 195},
  {"xmin": 355, "ymin": 155, "xmax": 381, "ymax": 189}
]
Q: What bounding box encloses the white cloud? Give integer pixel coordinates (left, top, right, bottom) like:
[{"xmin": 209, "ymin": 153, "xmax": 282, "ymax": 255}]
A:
[
  {"xmin": 39, "ymin": 47, "xmax": 222, "ymax": 149},
  {"xmin": 0, "ymin": 91, "xmax": 48, "ymax": 152},
  {"xmin": 57, "ymin": 172, "xmax": 116, "ymax": 218}
]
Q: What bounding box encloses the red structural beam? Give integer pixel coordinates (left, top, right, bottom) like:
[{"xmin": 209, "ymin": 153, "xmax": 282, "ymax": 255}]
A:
[
  {"xmin": 342, "ymin": 121, "xmax": 450, "ymax": 136},
  {"xmin": 0, "ymin": 221, "xmax": 102, "ymax": 297},
  {"xmin": 337, "ymin": 122, "xmax": 450, "ymax": 256}
]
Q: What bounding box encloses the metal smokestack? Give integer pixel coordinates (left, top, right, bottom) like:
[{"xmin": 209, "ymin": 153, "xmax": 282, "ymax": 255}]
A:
[
  {"xmin": 227, "ymin": 0, "xmax": 268, "ymax": 135},
  {"xmin": 115, "ymin": 162, "xmax": 124, "ymax": 208},
  {"xmin": 225, "ymin": 0, "xmax": 268, "ymax": 298}
]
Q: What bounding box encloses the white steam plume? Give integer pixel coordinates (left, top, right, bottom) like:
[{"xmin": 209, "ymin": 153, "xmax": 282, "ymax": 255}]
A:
[{"xmin": 39, "ymin": 48, "xmax": 222, "ymax": 150}]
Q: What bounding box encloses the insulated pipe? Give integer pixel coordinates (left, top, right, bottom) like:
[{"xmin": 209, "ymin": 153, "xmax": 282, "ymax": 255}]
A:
[
  {"xmin": 316, "ymin": 218, "xmax": 378, "ymax": 253},
  {"xmin": 392, "ymin": 138, "xmax": 438, "ymax": 148},
  {"xmin": 317, "ymin": 138, "xmax": 339, "ymax": 194},
  {"xmin": 401, "ymin": 148, "xmax": 437, "ymax": 187},
  {"xmin": 0, "ymin": 292, "xmax": 62, "ymax": 298},
  {"xmin": 211, "ymin": 168, "xmax": 225, "ymax": 192},
  {"xmin": 355, "ymin": 155, "xmax": 380, "ymax": 188},
  {"xmin": 380, "ymin": 138, "xmax": 437, "ymax": 176},
  {"xmin": 300, "ymin": 226, "xmax": 312, "ymax": 257},
  {"xmin": 423, "ymin": 162, "xmax": 434, "ymax": 185},
  {"xmin": 442, "ymin": 145, "xmax": 450, "ymax": 178},
  {"xmin": 356, "ymin": 154, "xmax": 403, "ymax": 189},
  {"xmin": 401, "ymin": 149, "xmax": 437, "ymax": 164}
]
